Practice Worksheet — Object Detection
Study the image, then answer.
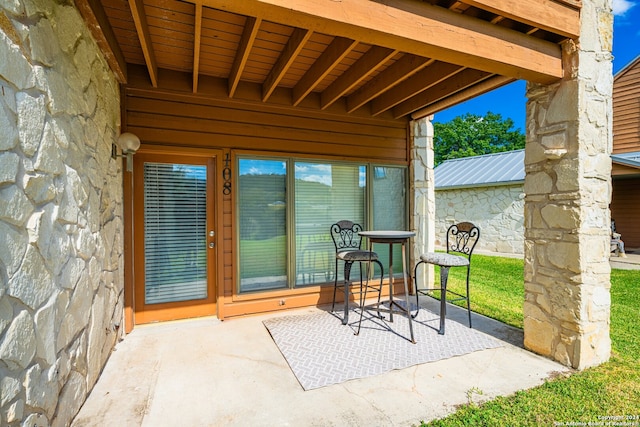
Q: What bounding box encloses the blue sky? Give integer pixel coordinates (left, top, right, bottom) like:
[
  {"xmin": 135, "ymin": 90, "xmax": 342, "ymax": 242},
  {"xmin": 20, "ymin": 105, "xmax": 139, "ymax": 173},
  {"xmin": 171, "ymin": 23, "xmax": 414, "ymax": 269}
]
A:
[{"xmin": 433, "ymin": 0, "xmax": 640, "ymax": 132}]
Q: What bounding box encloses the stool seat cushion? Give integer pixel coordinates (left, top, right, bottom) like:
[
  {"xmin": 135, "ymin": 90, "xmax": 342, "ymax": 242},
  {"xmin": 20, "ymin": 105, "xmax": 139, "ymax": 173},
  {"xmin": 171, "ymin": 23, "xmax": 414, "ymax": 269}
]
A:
[
  {"xmin": 337, "ymin": 250, "xmax": 379, "ymax": 262},
  {"xmin": 420, "ymin": 252, "xmax": 469, "ymax": 267}
]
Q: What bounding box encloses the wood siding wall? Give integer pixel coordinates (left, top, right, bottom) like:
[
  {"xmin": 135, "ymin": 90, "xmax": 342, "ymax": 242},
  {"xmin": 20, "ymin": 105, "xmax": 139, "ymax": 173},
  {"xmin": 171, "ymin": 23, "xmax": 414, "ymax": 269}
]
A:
[
  {"xmin": 123, "ymin": 82, "xmax": 408, "ymax": 319},
  {"xmin": 124, "ymin": 90, "xmax": 408, "ymax": 161},
  {"xmin": 613, "ymin": 58, "xmax": 640, "ymax": 154},
  {"xmin": 611, "ymin": 163, "xmax": 640, "ymax": 176},
  {"xmin": 611, "ymin": 177, "xmax": 640, "ymax": 249},
  {"xmin": 611, "ymin": 59, "xmax": 640, "ymax": 252}
]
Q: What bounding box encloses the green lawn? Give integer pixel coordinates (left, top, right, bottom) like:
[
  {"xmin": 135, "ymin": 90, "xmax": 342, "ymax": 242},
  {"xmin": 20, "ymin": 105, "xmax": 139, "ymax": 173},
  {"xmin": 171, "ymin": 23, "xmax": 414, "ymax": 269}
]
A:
[
  {"xmin": 430, "ymin": 254, "xmax": 526, "ymax": 328},
  {"xmin": 420, "ymin": 255, "xmax": 640, "ymax": 426}
]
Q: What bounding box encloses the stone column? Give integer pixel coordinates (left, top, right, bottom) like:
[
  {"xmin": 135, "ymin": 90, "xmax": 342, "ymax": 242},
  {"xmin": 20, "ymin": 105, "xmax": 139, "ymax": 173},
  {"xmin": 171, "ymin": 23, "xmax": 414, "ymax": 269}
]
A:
[
  {"xmin": 410, "ymin": 116, "xmax": 435, "ymax": 290},
  {"xmin": 523, "ymin": 0, "xmax": 613, "ymax": 369}
]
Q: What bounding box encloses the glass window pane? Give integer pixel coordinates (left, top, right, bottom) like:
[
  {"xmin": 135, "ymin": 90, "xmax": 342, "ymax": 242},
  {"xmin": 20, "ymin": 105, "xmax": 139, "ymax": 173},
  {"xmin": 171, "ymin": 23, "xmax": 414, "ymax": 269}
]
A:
[
  {"xmin": 144, "ymin": 163, "xmax": 207, "ymax": 304},
  {"xmin": 372, "ymin": 166, "xmax": 407, "ymax": 277},
  {"xmin": 238, "ymin": 159, "xmax": 287, "ymax": 292},
  {"xmin": 295, "ymin": 162, "xmax": 366, "ymax": 286}
]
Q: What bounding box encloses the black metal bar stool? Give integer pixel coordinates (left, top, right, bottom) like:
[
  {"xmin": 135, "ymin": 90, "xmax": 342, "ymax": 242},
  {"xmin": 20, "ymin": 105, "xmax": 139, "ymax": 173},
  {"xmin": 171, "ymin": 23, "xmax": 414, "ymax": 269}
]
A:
[
  {"xmin": 330, "ymin": 220, "xmax": 384, "ymax": 335},
  {"xmin": 413, "ymin": 222, "xmax": 480, "ymax": 334}
]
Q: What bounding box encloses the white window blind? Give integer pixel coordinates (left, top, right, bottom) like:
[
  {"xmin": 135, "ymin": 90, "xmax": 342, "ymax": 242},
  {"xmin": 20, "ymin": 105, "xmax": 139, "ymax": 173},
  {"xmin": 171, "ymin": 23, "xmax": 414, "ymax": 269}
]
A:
[
  {"xmin": 295, "ymin": 162, "xmax": 365, "ymax": 286},
  {"xmin": 238, "ymin": 159, "xmax": 288, "ymax": 292},
  {"xmin": 144, "ymin": 163, "xmax": 207, "ymax": 304}
]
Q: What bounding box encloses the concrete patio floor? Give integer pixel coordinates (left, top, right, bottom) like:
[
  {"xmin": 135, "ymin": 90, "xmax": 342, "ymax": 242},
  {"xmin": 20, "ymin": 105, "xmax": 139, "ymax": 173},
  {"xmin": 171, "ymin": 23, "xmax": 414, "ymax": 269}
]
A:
[{"xmin": 72, "ymin": 297, "xmax": 572, "ymax": 427}]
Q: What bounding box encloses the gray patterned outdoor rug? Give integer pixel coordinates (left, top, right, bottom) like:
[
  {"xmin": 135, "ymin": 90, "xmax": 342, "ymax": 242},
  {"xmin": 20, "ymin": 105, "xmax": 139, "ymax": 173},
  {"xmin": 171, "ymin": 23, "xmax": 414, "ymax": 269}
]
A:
[{"xmin": 263, "ymin": 308, "xmax": 504, "ymax": 390}]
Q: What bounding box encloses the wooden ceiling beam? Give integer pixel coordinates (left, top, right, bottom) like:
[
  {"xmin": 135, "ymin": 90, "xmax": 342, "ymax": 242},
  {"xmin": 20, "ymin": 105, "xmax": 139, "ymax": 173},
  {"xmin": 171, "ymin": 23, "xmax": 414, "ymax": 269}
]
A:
[
  {"xmin": 128, "ymin": 0, "xmax": 158, "ymax": 87},
  {"xmin": 448, "ymin": 2, "xmax": 472, "ymax": 13},
  {"xmin": 262, "ymin": 28, "xmax": 312, "ymax": 102},
  {"xmin": 74, "ymin": 0, "xmax": 127, "ymax": 83},
  {"xmin": 456, "ymin": 0, "xmax": 579, "ymax": 38},
  {"xmin": 193, "ymin": 3, "xmax": 203, "ymax": 93},
  {"xmin": 371, "ymin": 62, "xmax": 464, "ymax": 116},
  {"xmin": 320, "ymin": 46, "xmax": 398, "ymax": 110},
  {"xmin": 292, "ymin": 37, "xmax": 358, "ymax": 106},
  {"xmin": 229, "ymin": 16, "xmax": 262, "ymax": 98},
  {"xmin": 201, "ymin": 0, "xmax": 565, "ymax": 84},
  {"xmin": 346, "ymin": 54, "xmax": 431, "ymax": 113},
  {"xmin": 411, "ymin": 75, "xmax": 514, "ymax": 119},
  {"xmin": 393, "ymin": 68, "xmax": 492, "ymax": 118},
  {"xmin": 557, "ymin": 0, "xmax": 582, "ymax": 8}
]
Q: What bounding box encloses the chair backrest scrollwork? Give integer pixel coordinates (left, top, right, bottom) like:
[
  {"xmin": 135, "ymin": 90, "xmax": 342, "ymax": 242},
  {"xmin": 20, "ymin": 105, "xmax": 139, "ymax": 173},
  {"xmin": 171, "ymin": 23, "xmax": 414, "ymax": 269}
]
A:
[
  {"xmin": 330, "ymin": 220, "xmax": 363, "ymax": 253},
  {"xmin": 446, "ymin": 222, "xmax": 480, "ymax": 260}
]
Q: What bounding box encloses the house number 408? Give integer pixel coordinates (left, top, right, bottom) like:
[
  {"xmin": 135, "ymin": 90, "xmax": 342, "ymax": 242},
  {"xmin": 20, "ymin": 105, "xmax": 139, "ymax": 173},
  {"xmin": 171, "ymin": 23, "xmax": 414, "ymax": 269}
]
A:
[{"xmin": 222, "ymin": 154, "xmax": 232, "ymax": 195}]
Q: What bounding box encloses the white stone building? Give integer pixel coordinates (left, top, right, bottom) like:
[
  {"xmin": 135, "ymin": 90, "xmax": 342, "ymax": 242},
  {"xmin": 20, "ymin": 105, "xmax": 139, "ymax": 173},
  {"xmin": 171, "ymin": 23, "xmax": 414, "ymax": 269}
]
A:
[
  {"xmin": 435, "ymin": 139, "xmax": 640, "ymax": 256},
  {"xmin": 434, "ymin": 150, "xmax": 525, "ymax": 255}
]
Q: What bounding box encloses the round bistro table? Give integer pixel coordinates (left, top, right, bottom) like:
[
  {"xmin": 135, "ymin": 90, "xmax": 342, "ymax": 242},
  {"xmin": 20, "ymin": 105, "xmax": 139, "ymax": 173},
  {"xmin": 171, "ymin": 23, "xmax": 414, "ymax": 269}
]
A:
[{"xmin": 358, "ymin": 230, "xmax": 416, "ymax": 343}]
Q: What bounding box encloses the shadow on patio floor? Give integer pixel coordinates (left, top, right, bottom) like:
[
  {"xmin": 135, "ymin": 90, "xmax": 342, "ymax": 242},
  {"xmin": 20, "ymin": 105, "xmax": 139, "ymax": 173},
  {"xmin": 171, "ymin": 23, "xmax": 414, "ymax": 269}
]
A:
[{"xmin": 72, "ymin": 298, "xmax": 569, "ymax": 427}]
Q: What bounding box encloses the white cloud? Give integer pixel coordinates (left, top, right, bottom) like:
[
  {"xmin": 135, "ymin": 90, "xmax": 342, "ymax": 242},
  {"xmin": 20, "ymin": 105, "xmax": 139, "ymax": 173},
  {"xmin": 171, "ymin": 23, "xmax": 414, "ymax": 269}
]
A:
[
  {"xmin": 612, "ymin": 0, "xmax": 635, "ymax": 15},
  {"xmin": 310, "ymin": 164, "xmax": 331, "ymax": 173},
  {"xmin": 299, "ymin": 174, "xmax": 332, "ymax": 186},
  {"xmin": 295, "ymin": 164, "xmax": 332, "ymax": 184}
]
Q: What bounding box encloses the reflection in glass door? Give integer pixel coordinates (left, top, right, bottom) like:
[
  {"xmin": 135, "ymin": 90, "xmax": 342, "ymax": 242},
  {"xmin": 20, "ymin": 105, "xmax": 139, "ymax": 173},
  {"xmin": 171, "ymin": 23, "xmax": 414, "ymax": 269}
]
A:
[{"xmin": 134, "ymin": 154, "xmax": 216, "ymax": 323}]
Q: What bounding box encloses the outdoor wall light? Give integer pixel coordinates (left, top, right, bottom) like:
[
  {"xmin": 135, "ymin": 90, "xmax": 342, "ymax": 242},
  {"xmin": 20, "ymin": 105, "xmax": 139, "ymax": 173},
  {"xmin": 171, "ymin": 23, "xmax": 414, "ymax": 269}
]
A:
[{"xmin": 112, "ymin": 132, "xmax": 141, "ymax": 172}]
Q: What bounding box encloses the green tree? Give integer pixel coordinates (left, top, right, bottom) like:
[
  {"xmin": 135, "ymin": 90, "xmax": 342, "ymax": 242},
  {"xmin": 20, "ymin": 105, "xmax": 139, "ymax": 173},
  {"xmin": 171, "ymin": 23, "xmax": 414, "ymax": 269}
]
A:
[{"xmin": 433, "ymin": 112, "xmax": 525, "ymax": 166}]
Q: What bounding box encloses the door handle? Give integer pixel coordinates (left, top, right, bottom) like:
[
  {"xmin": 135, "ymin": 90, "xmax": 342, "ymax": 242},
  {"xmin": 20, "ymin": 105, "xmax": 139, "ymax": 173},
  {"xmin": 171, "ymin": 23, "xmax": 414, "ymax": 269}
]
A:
[{"xmin": 209, "ymin": 242, "xmax": 215, "ymax": 249}]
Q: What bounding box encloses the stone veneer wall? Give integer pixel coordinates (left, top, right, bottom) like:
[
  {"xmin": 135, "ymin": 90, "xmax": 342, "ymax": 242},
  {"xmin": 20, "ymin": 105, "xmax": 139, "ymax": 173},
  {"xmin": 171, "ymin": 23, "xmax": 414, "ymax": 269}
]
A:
[
  {"xmin": 0, "ymin": 2, "xmax": 123, "ymax": 426},
  {"xmin": 435, "ymin": 184, "xmax": 525, "ymax": 255}
]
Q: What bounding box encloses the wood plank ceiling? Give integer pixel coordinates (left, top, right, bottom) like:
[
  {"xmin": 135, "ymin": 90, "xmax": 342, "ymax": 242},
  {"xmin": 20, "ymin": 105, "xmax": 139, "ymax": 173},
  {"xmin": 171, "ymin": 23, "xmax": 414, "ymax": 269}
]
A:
[{"xmin": 78, "ymin": 0, "xmax": 581, "ymax": 120}]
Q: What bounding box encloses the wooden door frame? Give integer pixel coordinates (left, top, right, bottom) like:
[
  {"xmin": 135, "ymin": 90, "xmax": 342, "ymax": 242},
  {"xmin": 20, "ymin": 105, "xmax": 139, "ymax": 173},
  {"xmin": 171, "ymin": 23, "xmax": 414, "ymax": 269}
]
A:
[{"xmin": 123, "ymin": 145, "xmax": 225, "ymax": 331}]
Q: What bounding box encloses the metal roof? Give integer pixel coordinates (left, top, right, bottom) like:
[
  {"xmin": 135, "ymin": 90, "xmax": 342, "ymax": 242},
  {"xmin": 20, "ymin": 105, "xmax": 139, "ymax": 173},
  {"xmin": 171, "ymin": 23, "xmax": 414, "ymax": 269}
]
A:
[
  {"xmin": 435, "ymin": 149, "xmax": 525, "ymax": 189},
  {"xmin": 436, "ymin": 149, "xmax": 640, "ymax": 190},
  {"xmin": 611, "ymin": 151, "xmax": 640, "ymax": 169}
]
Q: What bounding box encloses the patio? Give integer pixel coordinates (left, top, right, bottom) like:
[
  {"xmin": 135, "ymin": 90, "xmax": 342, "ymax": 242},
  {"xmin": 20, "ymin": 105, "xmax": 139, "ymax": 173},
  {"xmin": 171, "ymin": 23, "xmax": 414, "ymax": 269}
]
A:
[
  {"xmin": 72, "ymin": 296, "xmax": 569, "ymax": 426},
  {"xmin": 0, "ymin": 1, "xmax": 620, "ymax": 424}
]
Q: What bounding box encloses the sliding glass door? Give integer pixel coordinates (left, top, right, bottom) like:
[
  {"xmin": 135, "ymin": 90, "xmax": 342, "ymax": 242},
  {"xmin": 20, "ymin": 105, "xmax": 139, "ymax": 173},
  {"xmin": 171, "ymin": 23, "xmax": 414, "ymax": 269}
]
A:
[{"xmin": 236, "ymin": 156, "xmax": 407, "ymax": 293}]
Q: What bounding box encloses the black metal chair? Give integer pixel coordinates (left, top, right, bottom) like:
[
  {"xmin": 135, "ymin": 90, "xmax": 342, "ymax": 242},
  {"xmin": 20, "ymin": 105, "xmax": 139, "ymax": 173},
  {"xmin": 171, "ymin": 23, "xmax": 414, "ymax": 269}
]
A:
[
  {"xmin": 413, "ymin": 222, "xmax": 480, "ymax": 334},
  {"xmin": 330, "ymin": 220, "xmax": 384, "ymax": 334}
]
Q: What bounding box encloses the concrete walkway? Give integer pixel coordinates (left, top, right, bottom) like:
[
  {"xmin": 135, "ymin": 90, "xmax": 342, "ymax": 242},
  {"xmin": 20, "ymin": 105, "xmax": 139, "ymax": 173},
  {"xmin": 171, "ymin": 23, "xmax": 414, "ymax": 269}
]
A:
[
  {"xmin": 609, "ymin": 251, "xmax": 640, "ymax": 270},
  {"xmin": 73, "ymin": 298, "xmax": 570, "ymax": 427}
]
